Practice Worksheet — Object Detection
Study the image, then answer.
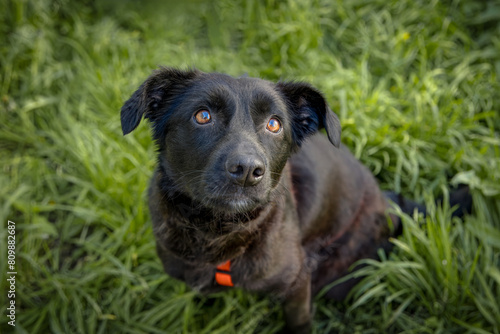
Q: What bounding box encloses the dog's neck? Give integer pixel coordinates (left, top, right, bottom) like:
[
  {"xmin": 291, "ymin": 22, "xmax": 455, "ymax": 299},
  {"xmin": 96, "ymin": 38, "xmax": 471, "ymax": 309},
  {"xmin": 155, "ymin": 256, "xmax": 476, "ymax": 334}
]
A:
[{"xmin": 154, "ymin": 164, "xmax": 289, "ymax": 264}]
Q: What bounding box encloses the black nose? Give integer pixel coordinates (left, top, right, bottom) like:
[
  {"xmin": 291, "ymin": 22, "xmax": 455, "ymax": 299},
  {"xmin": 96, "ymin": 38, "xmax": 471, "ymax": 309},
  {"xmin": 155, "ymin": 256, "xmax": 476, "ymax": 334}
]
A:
[{"xmin": 226, "ymin": 155, "xmax": 266, "ymax": 186}]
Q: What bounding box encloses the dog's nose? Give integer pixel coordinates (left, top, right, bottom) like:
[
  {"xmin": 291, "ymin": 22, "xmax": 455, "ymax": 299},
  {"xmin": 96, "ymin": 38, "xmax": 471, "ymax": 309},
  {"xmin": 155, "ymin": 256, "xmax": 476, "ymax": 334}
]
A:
[{"xmin": 226, "ymin": 156, "xmax": 265, "ymax": 186}]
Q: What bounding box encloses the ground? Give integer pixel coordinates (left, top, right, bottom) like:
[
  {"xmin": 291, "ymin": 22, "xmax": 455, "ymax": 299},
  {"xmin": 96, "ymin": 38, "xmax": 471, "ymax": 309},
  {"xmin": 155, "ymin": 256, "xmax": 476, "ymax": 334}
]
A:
[{"xmin": 0, "ymin": 0, "xmax": 499, "ymax": 333}]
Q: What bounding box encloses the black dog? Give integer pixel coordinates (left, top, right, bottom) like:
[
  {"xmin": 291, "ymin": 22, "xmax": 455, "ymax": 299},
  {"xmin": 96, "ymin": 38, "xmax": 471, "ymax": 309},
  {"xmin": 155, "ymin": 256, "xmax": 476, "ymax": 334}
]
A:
[{"xmin": 121, "ymin": 67, "xmax": 470, "ymax": 333}]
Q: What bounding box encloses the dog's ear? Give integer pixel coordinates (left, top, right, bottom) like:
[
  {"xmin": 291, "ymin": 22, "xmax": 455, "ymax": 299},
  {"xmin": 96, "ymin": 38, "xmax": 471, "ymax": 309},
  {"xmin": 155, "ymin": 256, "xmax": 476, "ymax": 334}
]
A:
[
  {"xmin": 121, "ymin": 82, "xmax": 147, "ymax": 135},
  {"xmin": 120, "ymin": 67, "xmax": 201, "ymax": 135},
  {"xmin": 276, "ymin": 81, "xmax": 341, "ymax": 148}
]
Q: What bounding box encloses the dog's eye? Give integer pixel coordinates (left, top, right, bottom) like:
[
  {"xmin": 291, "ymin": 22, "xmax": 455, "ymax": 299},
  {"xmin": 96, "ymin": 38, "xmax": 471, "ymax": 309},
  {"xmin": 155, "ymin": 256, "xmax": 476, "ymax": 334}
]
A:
[
  {"xmin": 266, "ymin": 118, "xmax": 281, "ymax": 133},
  {"xmin": 194, "ymin": 110, "xmax": 212, "ymax": 124}
]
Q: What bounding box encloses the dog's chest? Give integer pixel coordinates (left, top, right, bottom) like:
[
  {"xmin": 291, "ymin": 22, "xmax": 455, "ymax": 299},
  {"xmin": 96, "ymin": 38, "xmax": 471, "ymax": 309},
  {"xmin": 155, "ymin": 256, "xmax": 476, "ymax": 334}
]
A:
[
  {"xmin": 176, "ymin": 246, "xmax": 301, "ymax": 295},
  {"xmin": 163, "ymin": 217, "xmax": 303, "ymax": 295}
]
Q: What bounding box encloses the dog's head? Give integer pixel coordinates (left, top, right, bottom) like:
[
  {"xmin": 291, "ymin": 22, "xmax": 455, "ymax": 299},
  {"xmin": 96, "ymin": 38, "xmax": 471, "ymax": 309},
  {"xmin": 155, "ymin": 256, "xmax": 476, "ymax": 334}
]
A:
[{"xmin": 121, "ymin": 67, "xmax": 341, "ymax": 213}]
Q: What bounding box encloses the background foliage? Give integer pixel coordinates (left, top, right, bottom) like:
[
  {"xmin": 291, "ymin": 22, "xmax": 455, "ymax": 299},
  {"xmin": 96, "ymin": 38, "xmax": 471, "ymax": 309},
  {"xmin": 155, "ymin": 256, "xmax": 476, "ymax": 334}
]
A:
[{"xmin": 1, "ymin": 0, "xmax": 499, "ymax": 333}]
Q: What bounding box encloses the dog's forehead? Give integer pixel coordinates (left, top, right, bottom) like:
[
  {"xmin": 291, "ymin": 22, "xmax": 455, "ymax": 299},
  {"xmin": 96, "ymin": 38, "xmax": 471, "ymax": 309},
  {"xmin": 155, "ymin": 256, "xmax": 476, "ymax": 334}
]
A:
[{"xmin": 193, "ymin": 73, "xmax": 284, "ymax": 104}]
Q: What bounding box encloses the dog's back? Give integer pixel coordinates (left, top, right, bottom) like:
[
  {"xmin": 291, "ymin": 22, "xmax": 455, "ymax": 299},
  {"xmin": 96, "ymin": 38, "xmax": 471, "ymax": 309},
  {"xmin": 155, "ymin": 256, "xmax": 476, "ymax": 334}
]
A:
[{"xmin": 288, "ymin": 134, "xmax": 396, "ymax": 297}]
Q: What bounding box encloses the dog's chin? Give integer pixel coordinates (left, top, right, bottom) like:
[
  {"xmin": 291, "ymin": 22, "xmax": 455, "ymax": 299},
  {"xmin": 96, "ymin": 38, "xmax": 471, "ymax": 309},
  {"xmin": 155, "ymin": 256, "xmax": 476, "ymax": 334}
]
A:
[
  {"xmin": 203, "ymin": 195, "xmax": 265, "ymax": 214},
  {"xmin": 225, "ymin": 198, "xmax": 259, "ymax": 213}
]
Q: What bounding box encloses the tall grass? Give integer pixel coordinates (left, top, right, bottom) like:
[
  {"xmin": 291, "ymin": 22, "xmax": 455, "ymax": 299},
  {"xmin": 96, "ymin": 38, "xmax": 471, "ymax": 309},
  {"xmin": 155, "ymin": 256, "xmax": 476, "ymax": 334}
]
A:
[{"xmin": 0, "ymin": 0, "xmax": 499, "ymax": 333}]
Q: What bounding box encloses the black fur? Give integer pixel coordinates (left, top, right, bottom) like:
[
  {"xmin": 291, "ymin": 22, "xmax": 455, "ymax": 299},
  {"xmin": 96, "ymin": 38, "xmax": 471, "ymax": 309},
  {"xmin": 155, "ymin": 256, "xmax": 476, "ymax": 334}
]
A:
[{"xmin": 121, "ymin": 67, "xmax": 471, "ymax": 334}]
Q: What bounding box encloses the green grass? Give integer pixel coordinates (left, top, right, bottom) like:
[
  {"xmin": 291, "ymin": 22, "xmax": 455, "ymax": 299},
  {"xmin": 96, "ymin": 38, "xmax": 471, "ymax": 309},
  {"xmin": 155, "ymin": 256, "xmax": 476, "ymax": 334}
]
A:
[{"xmin": 1, "ymin": 0, "xmax": 499, "ymax": 333}]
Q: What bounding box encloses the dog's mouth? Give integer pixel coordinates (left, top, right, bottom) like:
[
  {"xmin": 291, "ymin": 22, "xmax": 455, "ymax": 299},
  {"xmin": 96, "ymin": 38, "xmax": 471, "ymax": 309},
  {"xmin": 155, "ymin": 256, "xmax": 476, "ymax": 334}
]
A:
[
  {"xmin": 194, "ymin": 181, "xmax": 271, "ymax": 214},
  {"xmin": 225, "ymin": 197, "xmax": 258, "ymax": 212}
]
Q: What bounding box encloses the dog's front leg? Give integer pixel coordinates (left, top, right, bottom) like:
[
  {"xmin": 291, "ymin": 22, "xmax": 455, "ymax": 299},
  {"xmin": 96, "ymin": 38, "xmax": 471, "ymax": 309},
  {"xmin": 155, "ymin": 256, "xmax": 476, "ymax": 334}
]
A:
[{"xmin": 283, "ymin": 271, "xmax": 312, "ymax": 334}]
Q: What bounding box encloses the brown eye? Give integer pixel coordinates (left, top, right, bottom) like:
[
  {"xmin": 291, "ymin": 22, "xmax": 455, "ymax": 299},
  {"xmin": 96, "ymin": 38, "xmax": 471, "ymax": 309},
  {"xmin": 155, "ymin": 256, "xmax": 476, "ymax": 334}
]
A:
[
  {"xmin": 194, "ymin": 110, "xmax": 211, "ymax": 124},
  {"xmin": 266, "ymin": 118, "xmax": 281, "ymax": 133}
]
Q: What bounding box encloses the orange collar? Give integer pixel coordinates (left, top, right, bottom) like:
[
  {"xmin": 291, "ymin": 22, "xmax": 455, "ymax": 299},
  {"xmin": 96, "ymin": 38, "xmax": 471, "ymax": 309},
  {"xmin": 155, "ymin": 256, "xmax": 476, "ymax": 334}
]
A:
[{"xmin": 215, "ymin": 260, "xmax": 234, "ymax": 286}]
